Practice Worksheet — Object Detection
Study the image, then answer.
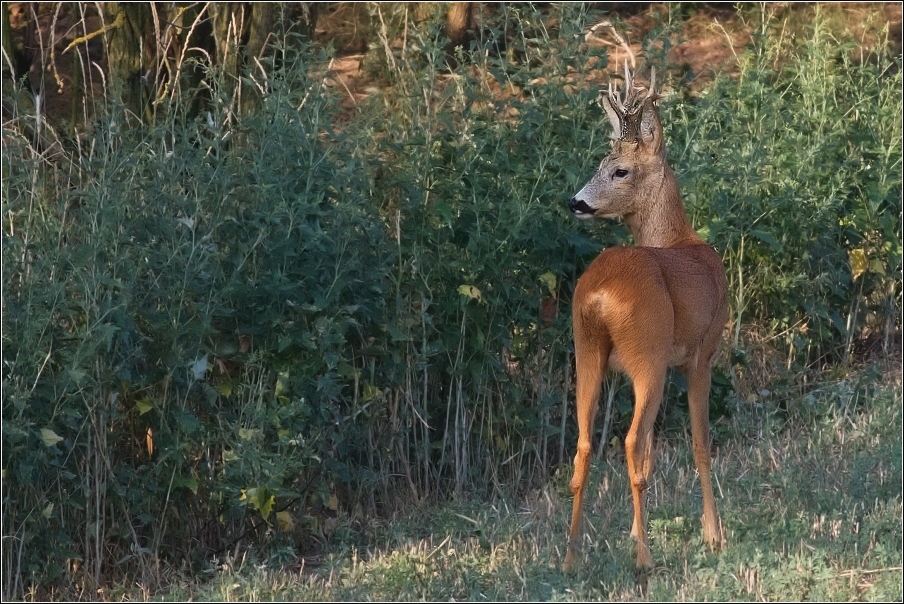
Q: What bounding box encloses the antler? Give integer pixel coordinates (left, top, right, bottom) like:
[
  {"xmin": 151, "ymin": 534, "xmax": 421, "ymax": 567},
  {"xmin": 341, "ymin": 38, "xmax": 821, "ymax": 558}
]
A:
[
  {"xmin": 606, "ymin": 63, "xmax": 656, "ymax": 114},
  {"xmin": 601, "ymin": 64, "xmax": 658, "ymax": 142},
  {"xmin": 588, "ymin": 21, "xmax": 660, "ymax": 142}
]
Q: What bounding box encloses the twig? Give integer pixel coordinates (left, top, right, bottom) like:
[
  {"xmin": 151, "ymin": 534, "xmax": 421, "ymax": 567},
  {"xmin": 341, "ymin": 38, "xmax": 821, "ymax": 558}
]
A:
[
  {"xmin": 169, "ymin": 4, "xmax": 211, "ymax": 105},
  {"xmin": 329, "ymin": 58, "xmax": 358, "ymax": 106},
  {"xmin": 837, "ymin": 566, "xmax": 903, "ymax": 578},
  {"xmin": 46, "ymin": 3, "xmax": 65, "ymax": 93},
  {"xmin": 712, "ymin": 19, "xmax": 740, "ymax": 64},
  {"xmin": 30, "ymin": 346, "xmax": 53, "ymax": 394},
  {"xmin": 375, "ymin": 6, "xmax": 399, "ymax": 78},
  {"xmin": 586, "ymin": 19, "xmax": 636, "ymax": 70},
  {"xmin": 62, "ymin": 9, "xmax": 124, "ymax": 55}
]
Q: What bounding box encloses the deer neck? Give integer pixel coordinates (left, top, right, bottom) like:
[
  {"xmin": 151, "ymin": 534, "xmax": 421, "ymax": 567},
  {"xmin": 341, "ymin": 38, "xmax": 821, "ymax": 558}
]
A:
[{"xmin": 624, "ymin": 164, "xmax": 702, "ymax": 248}]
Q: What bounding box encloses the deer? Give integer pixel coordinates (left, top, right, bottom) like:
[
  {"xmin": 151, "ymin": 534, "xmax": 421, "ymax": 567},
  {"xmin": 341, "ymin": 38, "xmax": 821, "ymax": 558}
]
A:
[{"xmin": 563, "ymin": 64, "xmax": 728, "ymax": 572}]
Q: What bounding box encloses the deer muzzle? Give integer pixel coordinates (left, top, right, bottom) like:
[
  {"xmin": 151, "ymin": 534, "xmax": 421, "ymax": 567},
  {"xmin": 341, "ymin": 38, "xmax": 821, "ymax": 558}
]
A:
[{"xmin": 569, "ymin": 197, "xmax": 595, "ymax": 217}]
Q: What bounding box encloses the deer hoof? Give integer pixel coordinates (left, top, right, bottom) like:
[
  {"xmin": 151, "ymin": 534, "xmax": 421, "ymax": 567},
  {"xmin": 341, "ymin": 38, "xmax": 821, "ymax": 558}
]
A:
[
  {"xmin": 563, "ymin": 547, "xmax": 578, "ymax": 573},
  {"xmin": 702, "ymin": 514, "xmax": 724, "ymax": 551},
  {"xmin": 634, "ymin": 541, "xmax": 653, "ymax": 571}
]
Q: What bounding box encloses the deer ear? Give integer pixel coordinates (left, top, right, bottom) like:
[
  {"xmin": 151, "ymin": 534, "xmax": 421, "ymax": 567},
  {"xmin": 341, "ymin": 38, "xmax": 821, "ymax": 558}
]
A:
[
  {"xmin": 639, "ymin": 99, "xmax": 663, "ymax": 151},
  {"xmin": 602, "ymin": 95, "xmax": 623, "ymax": 140}
]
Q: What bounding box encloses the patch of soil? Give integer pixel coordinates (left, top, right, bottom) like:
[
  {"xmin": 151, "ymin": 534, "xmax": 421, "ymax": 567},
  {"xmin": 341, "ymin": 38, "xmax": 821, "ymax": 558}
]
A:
[
  {"xmin": 4, "ymin": 3, "xmax": 901, "ymax": 131},
  {"xmin": 5, "ymin": 3, "xmax": 106, "ymax": 132}
]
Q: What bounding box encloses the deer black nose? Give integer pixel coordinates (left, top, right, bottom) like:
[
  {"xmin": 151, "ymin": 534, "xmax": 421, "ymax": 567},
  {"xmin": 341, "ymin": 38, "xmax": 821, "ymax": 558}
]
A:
[{"xmin": 569, "ymin": 197, "xmax": 593, "ymax": 215}]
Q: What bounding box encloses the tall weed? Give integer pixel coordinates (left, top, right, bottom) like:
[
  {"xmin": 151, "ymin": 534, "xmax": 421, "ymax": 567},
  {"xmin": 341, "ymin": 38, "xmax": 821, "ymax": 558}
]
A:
[
  {"xmin": 669, "ymin": 7, "xmax": 902, "ymax": 369},
  {"xmin": 1, "ymin": 4, "xmax": 900, "ymax": 597}
]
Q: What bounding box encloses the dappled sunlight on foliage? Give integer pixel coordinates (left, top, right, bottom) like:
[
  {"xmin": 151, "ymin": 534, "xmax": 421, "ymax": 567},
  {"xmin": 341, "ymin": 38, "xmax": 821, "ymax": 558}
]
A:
[{"xmin": 1, "ymin": 2, "xmax": 900, "ymax": 599}]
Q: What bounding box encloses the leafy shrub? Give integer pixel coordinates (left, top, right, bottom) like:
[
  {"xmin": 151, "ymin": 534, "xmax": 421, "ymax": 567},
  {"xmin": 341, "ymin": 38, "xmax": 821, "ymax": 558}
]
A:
[
  {"xmin": 668, "ymin": 10, "xmax": 902, "ymax": 365},
  {"xmin": 2, "ymin": 3, "xmax": 899, "ymax": 597}
]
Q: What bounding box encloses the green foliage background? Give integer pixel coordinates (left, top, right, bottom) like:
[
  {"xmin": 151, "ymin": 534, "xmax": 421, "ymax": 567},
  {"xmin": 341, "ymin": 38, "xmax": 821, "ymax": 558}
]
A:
[{"xmin": 2, "ymin": 3, "xmax": 900, "ymax": 597}]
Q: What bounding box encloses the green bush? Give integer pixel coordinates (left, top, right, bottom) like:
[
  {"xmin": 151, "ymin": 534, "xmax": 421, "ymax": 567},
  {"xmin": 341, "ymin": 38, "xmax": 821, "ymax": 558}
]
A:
[
  {"xmin": 3, "ymin": 39, "xmax": 395, "ymax": 591},
  {"xmin": 668, "ymin": 11, "xmax": 902, "ymax": 363},
  {"xmin": 2, "ymin": 3, "xmax": 899, "ymax": 597}
]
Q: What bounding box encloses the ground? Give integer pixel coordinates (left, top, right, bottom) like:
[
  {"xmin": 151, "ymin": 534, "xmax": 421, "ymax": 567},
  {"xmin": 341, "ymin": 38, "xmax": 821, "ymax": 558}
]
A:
[{"xmin": 6, "ymin": 3, "xmax": 902, "ymax": 128}]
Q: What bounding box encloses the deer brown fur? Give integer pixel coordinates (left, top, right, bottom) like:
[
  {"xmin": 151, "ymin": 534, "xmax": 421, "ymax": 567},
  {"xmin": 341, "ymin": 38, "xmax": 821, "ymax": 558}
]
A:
[{"xmin": 563, "ymin": 68, "xmax": 728, "ymax": 572}]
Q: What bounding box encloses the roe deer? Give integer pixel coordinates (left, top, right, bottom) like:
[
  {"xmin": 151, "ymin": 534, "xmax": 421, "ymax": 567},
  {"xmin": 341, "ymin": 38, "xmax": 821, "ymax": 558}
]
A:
[{"xmin": 563, "ymin": 67, "xmax": 728, "ymax": 572}]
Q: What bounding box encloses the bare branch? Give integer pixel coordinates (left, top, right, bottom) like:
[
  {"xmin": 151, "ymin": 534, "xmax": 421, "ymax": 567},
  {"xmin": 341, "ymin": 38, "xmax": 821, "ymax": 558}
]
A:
[{"xmin": 62, "ymin": 9, "xmax": 124, "ymax": 55}]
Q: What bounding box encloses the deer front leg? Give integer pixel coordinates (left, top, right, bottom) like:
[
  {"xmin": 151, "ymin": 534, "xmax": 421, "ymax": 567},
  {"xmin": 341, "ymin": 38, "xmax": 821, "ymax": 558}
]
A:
[
  {"xmin": 564, "ymin": 339, "xmax": 606, "ymax": 573},
  {"xmin": 625, "ymin": 369, "xmax": 665, "ymax": 571},
  {"xmin": 685, "ymin": 363, "xmax": 723, "ymax": 550}
]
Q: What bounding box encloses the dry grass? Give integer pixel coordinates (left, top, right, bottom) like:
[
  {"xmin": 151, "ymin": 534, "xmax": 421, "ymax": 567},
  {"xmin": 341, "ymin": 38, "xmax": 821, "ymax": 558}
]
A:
[
  {"xmin": 85, "ymin": 365, "xmax": 901, "ymax": 602},
  {"xmin": 5, "ymin": 4, "xmax": 899, "ymax": 600}
]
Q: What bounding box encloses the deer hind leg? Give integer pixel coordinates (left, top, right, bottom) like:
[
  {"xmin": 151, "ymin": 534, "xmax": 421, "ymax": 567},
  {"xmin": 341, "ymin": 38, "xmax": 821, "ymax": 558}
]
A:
[
  {"xmin": 685, "ymin": 362, "xmax": 723, "ymax": 550},
  {"xmin": 624, "ymin": 366, "xmax": 666, "ymax": 571},
  {"xmin": 563, "ymin": 336, "xmax": 609, "ymax": 573}
]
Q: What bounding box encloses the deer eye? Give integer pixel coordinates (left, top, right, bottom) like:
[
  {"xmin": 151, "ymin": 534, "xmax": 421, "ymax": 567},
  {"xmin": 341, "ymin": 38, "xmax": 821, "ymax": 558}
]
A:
[{"xmin": 614, "ymin": 169, "xmax": 629, "ymax": 178}]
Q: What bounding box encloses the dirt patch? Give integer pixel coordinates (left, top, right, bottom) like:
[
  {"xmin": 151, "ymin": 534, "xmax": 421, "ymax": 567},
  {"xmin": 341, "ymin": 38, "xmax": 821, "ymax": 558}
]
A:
[
  {"xmin": 313, "ymin": 3, "xmax": 903, "ymax": 112},
  {"xmin": 4, "ymin": 3, "xmax": 900, "ymax": 129}
]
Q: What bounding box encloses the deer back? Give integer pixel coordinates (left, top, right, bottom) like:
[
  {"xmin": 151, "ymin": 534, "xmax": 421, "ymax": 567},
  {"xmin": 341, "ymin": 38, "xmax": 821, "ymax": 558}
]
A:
[{"xmin": 573, "ymin": 244, "xmax": 727, "ymax": 371}]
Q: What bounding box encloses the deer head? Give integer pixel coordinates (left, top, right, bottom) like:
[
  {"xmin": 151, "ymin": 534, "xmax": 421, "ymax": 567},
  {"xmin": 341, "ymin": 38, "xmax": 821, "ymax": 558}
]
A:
[{"xmin": 569, "ymin": 67, "xmax": 668, "ymax": 222}]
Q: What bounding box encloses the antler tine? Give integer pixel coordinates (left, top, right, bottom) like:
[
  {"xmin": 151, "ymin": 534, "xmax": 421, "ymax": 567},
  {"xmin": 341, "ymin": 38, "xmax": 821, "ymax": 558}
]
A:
[
  {"xmin": 603, "ymin": 69, "xmax": 627, "ymax": 117},
  {"xmin": 589, "ymin": 20, "xmax": 643, "ymax": 114},
  {"xmin": 622, "ymin": 60, "xmax": 642, "ymax": 112},
  {"xmin": 605, "ymin": 22, "xmax": 635, "ymax": 71},
  {"xmin": 642, "ymin": 66, "xmax": 658, "ymax": 103}
]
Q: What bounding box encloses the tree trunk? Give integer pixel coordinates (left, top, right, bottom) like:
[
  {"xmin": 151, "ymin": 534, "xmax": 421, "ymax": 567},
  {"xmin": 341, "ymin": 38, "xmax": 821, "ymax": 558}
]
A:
[
  {"xmin": 104, "ymin": 2, "xmax": 152, "ymax": 123},
  {"xmin": 1, "ymin": 3, "xmax": 14, "ymax": 80},
  {"xmin": 446, "ymin": 2, "xmax": 473, "ymax": 54},
  {"xmin": 240, "ymin": 3, "xmax": 272, "ymax": 114},
  {"xmin": 210, "ymin": 3, "xmax": 287, "ymax": 116},
  {"xmin": 289, "ymin": 3, "xmax": 320, "ymax": 41},
  {"xmin": 210, "ymin": 2, "xmax": 246, "ymax": 98}
]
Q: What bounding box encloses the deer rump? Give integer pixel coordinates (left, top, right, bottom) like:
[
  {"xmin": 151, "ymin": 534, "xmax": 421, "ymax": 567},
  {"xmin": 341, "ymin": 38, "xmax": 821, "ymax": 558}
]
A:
[{"xmin": 573, "ymin": 244, "xmax": 726, "ymax": 374}]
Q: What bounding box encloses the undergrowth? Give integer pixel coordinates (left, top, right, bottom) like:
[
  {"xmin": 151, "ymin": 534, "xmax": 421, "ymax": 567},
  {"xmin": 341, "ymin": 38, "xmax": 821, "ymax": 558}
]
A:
[
  {"xmin": 2, "ymin": 3, "xmax": 901, "ymax": 599},
  {"xmin": 108, "ymin": 371, "xmax": 904, "ymax": 601}
]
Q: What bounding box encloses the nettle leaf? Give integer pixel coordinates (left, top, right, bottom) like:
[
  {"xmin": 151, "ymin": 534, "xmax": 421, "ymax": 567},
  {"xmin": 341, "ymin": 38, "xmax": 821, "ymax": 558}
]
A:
[
  {"xmin": 135, "ymin": 398, "xmax": 154, "ymax": 415},
  {"xmin": 386, "ymin": 322, "xmax": 412, "ymax": 342},
  {"xmin": 848, "ymin": 248, "xmax": 868, "ymax": 281},
  {"xmin": 238, "ymin": 428, "xmax": 260, "ymax": 441},
  {"xmin": 190, "ymin": 354, "xmax": 208, "ymax": 381},
  {"xmin": 40, "ymin": 428, "xmax": 64, "ymax": 447},
  {"xmin": 538, "ymin": 271, "xmax": 557, "ymax": 298},
  {"xmin": 362, "ymin": 381, "xmax": 381, "ymax": 403},
  {"xmin": 458, "ymin": 284, "xmax": 482, "ymax": 302},
  {"xmin": 240, "ymin": 487, "xmax": 275, "ymax": 519},
  {"xmin": 749, "ymin": 228, "xmax": 781, "ymax": 251},
  {"xmin": 276, "ymin": 510, "xmax": 295, "ymax": 531},
  {"xmin": 214, "ymin": 382, "xmax": 234, "ymax": 397},
  {"xmin": 66, "ymin": 368, "xmax": 88, "ymax": 387},
  {"xmin": 173, "ymin": 475, "xmax": 198, "ymax": 494}
]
